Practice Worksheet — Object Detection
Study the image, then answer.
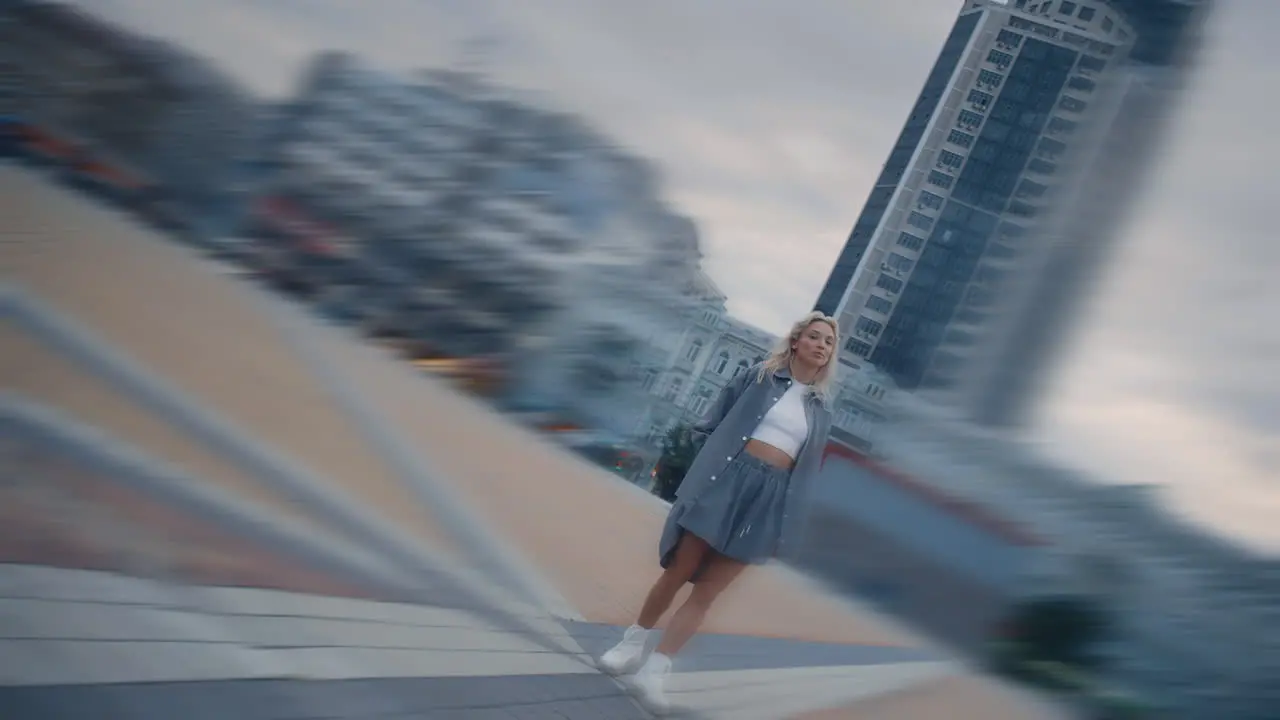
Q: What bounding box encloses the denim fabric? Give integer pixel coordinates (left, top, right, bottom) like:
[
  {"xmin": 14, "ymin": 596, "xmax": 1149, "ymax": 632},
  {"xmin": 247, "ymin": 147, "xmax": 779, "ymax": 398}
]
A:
[{"xmin": 671, "ymin": 363, "xmax": 832, "ymax": 560}]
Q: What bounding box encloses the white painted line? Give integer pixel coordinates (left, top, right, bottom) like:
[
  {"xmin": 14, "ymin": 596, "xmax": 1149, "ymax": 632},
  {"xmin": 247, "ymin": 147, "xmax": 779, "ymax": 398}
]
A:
[
  {"xmin": 275, "ymin": 646, "xmax": 595, "ymax": 680},
  {"xmin": 0, "ymin": 598, "xmax": 232, "ymax": 643},
  {"xmin": 0, "ymin": 638, "xmax": 288, "ymax": 686}
]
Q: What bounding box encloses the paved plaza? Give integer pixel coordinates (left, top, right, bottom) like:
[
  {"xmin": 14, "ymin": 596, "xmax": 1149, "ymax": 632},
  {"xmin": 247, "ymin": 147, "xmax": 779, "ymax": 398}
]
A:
[{"xmin": 0, "ymin": 166, "xmax": 1069, "ymax": 718}]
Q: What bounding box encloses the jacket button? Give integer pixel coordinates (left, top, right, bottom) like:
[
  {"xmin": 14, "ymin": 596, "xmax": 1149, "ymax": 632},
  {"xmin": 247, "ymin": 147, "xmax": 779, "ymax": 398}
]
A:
[
  {"xmin": 710, "ymin": 475, "xmax": 717, "ymax": 481},
  {"xmin": 741, "ymin": 436, "xmax": 748, "ymax": 441},
  {"xmin": 726, "ymin": 456, "xmax": 733, "ymax": 461}
]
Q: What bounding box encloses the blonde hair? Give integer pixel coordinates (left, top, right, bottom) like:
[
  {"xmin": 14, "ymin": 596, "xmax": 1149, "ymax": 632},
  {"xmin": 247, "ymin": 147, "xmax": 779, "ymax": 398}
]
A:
[{"xmin": 757, "ymin": 311, "xmax": 840, "ymax": 403}]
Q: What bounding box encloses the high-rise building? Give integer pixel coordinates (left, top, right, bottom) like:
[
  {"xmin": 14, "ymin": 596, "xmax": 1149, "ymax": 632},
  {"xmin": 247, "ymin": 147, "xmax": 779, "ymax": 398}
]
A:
[{"xmin": 814, "ymin": 0, "xmax": 1208, "ymax": 426}]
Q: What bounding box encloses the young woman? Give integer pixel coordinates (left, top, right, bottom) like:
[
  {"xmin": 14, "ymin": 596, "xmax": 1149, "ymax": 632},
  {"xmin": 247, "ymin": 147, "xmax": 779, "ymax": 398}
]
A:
[{"xmin": 598, "ymin": 311, "xmax": 839, "ymax": 713}]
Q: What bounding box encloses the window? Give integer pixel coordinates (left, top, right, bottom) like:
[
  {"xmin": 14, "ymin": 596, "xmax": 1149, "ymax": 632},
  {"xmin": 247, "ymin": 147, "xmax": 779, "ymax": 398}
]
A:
[
  {"xmin": 845, "ymin": 338, "xmax": 873, "ymax": 357},
  {"xmin": 713, "ymin": 351, "xmax": 729, "ymax": 374},
  {"xmin": 977, "ymin": 70, "xmax": 1004, "ymax": 89},
  {"xmin": 1101, "ymin": 17, "xmax": 1113, "ymax": 32},
  {"xmin": 1016, "ymin": 179, "xmax": 1048, "ymax": 198},
  {"xmin": 866, "ymin": 295, "xmax": 893, "ymax": 314},
  {"xmin": 1078, "ymin": 6, "xmax": 1096, "ymax": 21},
  {"xmin": 688, "ymin": 386, "xmax": 714, "ymax": 416},
  {"xmin": 1039, "ymin": 137, "xmax": 1067, "ymax": 158},
  {"xmin": 927, "ymin": 170, "xmax": 954, "ymax": 189},
  {"xmin": 663, "ymin": 376, "xmax": 684, "ymax": 402},
  {"xmin": 967, "ymin": 89, "xmax": 993, "ymax": 110},
  {"xmin": 641, "ymin": 369, "xmax": 657, "ymax": 391},
  {"xmin": 685, "ymin": 339, "xmax": 703, "ymax": 362},
  {"xmin": 733, "ymin": 359, "xmax": 749, "ymax": 377},
  {"xmin": 1027, "ymin": 158, "xmax": 1057, "ymax": 175},
  {"xmin": 938, "ymin": 150, "xmax": 965, "ymax": 170},
  {"xmin": 987, "ymin": 50, "xmax": 1014, "ymax": 69},
  {"xmin": 897, "ymin": 232, "xmax": 925, "ymax": 251},
  {"xmin": 876, "ymin": 274, "xmax": 904, "ymax": 293},
  {"xmin": 886, "ymin": 252, "xmax": 915, "ymax": 273},
  {"xmin": 918, "ymin": 191, "xmax": 945, "ymax": 210},
  {"xmin": 854, "ymin": 316, "xmax": 884, "ymax": 337},
  {"xmin": 995, "ymin": 29, "xmax": 1022, "ymax": 48},
  {"xmin": 957, "ymin": 110, "xmax": 984, "ymax": 129},
  {"xmin": 1067, "ymin": 75, "xmax": 1096, "ymax": 92},
  {"xmin": 1059, "ymin": 1, "xmax": 1077, "ymax": 14},
  {"xmin": 1079, "ymin": 54, "xmax": 1106, "ymax": 72},
  {"xmin": 1048, "ymin": 117, "xmax": 1078, "ymax": 134},
  {"xmin": 906, "ymin": 212, "xmax": 934, "ymax": 231},
  {"xmin": 947, "ymin": 130, "xmax": 975, "ymax": 149},
  {"xmin": 1059, "ymin": 96, "xmax": 1087, "ymax": 113}
]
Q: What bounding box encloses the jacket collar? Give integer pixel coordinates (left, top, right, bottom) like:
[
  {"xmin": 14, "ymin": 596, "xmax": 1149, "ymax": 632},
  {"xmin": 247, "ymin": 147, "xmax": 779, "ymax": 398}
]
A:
[{"xmin": 770, "ymin": 364, "xmax": 831, "ymax": 409}]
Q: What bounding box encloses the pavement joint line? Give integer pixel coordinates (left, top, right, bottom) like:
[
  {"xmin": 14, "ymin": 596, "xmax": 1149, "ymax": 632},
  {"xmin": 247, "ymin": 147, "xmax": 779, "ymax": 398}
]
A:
[
  {"xmin": 2, "ymin": 287, "xmax": 587, "ymax": 662},
  {"xmin": 256, "ymin": 283, "xmax": 586, "ymax": 624}
]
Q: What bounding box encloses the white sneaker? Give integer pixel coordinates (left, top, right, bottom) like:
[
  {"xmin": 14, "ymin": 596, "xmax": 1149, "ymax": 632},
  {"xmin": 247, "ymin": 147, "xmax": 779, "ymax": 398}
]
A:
[
  {"xmin": 597, "ymin": 624, "xmax": 650, "ymax": 676},
  {"xmin": 628, "ymin": 652, "xmax": 673, "ymax": 715}
]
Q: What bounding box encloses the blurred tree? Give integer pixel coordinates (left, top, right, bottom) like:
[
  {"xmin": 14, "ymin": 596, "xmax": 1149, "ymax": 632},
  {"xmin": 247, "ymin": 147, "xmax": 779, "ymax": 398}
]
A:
[
  {"xmin": 651, "ymin": 424, "xmax": 701, "ymax": 502},
  {"xmin": 998, "ymin": 594, "xmax": 1113, "ymax": 670}
]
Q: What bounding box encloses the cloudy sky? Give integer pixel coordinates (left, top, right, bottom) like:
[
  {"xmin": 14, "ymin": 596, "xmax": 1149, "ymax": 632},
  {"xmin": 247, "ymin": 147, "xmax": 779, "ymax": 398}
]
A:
[{"xmin": 78, "ymin": 0, "xmax": 1278, "ymax": 553}]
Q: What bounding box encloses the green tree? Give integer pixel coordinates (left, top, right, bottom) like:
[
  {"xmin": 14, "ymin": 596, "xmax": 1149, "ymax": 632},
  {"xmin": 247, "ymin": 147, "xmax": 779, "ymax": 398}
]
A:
[
  {"xmin": 651, "ymin": 424, "xmax": 702, "ymax": 502},
  {"xmin": 997, "ymin": 594, "xmax": 1113, "ymax": 672}
]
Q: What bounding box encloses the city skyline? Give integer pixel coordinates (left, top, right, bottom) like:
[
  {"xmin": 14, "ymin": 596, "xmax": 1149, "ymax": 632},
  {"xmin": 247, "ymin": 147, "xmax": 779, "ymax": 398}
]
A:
[{"xmin": 67, "ymin": 0, "xmax": 1279, "ymax": 554}]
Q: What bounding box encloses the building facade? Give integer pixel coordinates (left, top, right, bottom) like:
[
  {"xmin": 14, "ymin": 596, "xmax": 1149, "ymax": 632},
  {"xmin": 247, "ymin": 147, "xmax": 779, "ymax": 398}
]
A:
[
  {"xmin": 813, "ymin": 0, "xmax": 1208, "ymax": 427},
  {"xmin": 254, "ymin": 52, "xmax": 712, "ymax": 438},
  {"xmin": 0, "ymin": 1, "xmax": 260, "ymax": 228}
]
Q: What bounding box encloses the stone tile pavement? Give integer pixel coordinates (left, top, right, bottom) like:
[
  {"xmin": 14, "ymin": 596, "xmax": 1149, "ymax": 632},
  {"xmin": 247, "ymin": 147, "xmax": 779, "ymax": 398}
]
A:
[{"xmin": 0, "ymin": 165, "xmax": 1068, "ymax": 718}]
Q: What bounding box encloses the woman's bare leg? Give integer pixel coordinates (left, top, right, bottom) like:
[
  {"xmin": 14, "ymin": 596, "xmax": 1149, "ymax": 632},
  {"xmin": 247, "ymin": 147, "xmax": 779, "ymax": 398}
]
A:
[
  {"xmin": 636, "ymin": 533, "xmax": 710, "ymax": 629},
  {"xmin": 654, "ymin": 553, "xmax": 746, "ymax": 656}
]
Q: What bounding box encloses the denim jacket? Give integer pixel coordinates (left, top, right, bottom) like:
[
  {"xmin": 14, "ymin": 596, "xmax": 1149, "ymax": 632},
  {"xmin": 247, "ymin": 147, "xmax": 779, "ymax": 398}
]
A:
[{"xmin": 677, "ymin": 362, "xmax": 831, "ymax": 557}]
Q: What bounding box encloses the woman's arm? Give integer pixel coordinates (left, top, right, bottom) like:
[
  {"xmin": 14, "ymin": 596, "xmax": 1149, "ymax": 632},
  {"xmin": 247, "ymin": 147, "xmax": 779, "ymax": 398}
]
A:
[{"xmin": 690, "ymin": 364, "xmax": 757, "ymax": 439}]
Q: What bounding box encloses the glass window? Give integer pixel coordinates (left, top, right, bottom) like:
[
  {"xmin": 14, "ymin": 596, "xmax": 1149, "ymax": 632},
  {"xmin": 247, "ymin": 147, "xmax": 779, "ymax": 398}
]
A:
[
  {"xmin": 897, "ymin": 232, "xmax": 925, "ymax": 251},
  {"xmin": 1067, "ymin": 75, "xmax": 1096, "ymax": 92},
  {"xmin": 1059, "ymin": 96, "xmax": 1087, "ymax": 112},
  {"xmin": 845, "ymin": 338, "xmax": 873, "ymax": 357},
  {"xmin": 866, "ymin": 295, "xmax": 893, "ymax": 314},
  {"xmin": 1016, "ymin": 179, "xmax": 1048, "ymax": 198},
  {"xmin": 1059, "ymin": 1, "xmax": 1077, "ymax": 15},
  {"xmin": 977, "ymin": 70, "xmax": 1004, "ymax": 90},
  {"xmin": 906, "ymin": 212, "xmax": 934, "ymax": 231},
  {"xmin": 886, "ymin": 252, "xmax": 915, "ymax": 272},
  {"xmin": 1079, "ymin": 54, "xmax": 1106, "ymax": 72},
  {"xmin": 987, "ymin": 50, "xmax": 1014, "ymax": 69},
  {"xmin": 995, "ymin": 29, "xmax": 1023, "ymax": 48},
  {"xmin": 1078, "ymin": 6, "xmax": 1096, "ymax": 21},
  {"xmin": 1101, "ymin": 17, "xmax": 1113, "ymax": 32},
  {"xmin": 967, "ymin": 89, "xmax": 994, "ymax": 109},
  {"xmin": 927, "ymin": 170, "xmax": 954, "ymax": 189},
  {"xmin": 1027, "ymin": 158, "xmax": 1057, "ymax": 175},
  {"xmin": 957, "ymin": 110, "xmax": 985, "ymax": 129},
  {"xmin": 876, "ymin": 274, "xmax": 904, "ymax": 293},
  {"xmin": 947, "ymin": 129, "xmax": 975, "ymax": 148},
  {"xmin": 938, "ymin": 150, "xmax": 965, "ymax": 170},
  {"xmin": 1048, "ymin": 116, "xmax": 1078, "ymax": 134},
  {"xmin": 855, "ymin": 316, "xmax": 884, "ymax": 336},
  {"xmin": 918, "ymin": 191, "xmax": 945, "ymax": 210}
]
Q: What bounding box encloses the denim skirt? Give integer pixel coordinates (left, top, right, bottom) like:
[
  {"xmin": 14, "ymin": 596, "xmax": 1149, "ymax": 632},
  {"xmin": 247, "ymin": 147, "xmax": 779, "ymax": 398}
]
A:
[{"xmin": 659, "ymin": 452, "xmax": 790, "ymax": 578}]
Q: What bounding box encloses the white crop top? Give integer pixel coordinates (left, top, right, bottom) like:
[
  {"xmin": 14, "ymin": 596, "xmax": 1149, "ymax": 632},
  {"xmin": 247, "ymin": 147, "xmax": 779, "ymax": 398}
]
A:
[{"xmin": 749, "ymin": 380, "xmax": 809, "ymax": 458}]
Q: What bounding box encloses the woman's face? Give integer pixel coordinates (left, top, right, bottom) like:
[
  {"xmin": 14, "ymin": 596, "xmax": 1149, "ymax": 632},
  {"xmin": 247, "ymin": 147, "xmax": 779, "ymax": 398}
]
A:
[{"xmin": 794, "ymin": 320, "xmax": 836, "ymax": 367}]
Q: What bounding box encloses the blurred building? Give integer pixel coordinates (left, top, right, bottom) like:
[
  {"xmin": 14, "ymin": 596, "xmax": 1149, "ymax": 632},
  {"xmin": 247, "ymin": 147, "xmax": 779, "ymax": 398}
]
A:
[
  {"xmin": 252, "ymin": 52, "xmax": 714, "ymax": 438},
  {"xmin": 0, "ymin": 1, "xmax": 261, "ymax": 229},
  {"xmin": 843, "ymin": 394, "xmax": 1280, "ymax": 719},
  {"xmin": 812, "ymin": 0, "xmax": 1210, "ymax": 428},
  {"xmin": 642, "ymin": 284, "xmax": 774, "ymax": 445}
]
